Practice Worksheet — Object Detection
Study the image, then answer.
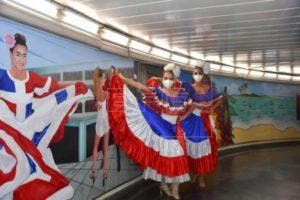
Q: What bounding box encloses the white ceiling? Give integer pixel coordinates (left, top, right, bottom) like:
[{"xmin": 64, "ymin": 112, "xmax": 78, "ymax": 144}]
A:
[{"xmin": 55, "ymin": 0, "xmax": 300, "ymax": 73}]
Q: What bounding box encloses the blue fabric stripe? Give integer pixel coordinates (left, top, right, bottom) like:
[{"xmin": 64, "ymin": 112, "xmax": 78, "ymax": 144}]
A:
[
  {"xmin": 25, "ymin": 154, "xmax": 36, "ymax": 174},
  {"xmin": 55, "ymin": 89, "xmax": 68, "ymax": 104},
  {"xmin": 0, "ymin": 70, "xmax": 16, "ymax": 92},
  {"xmin": 32, "ymin": 124, "xmax": 51, "ymax": 146},
  {"xmin": 25, "ymin": 103, "xmax": 34, "ymax": 119},
  {"xmin": 137, "ymin": 101, "xmax": 177, "ymax": 140},
  {"xmin": 181, "ymin": 113, "xmax": 209, "ymax": 142},
  {"xmin": 0, "ymin": 68, "xmax": 4, "ymax": 79},
  {"xmin": 153, "ymin": 88, "xmax": 187, "ymax": 107}
]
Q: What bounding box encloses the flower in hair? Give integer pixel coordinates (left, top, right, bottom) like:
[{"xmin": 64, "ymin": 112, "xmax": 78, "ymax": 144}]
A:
[
  {"xmin": 3, "ymin": 34, "xmax": 16, "ymax": 49},
  {"xmin": 195, "ymin": 60, "xmax": 210, "ymax": 74},
  {"xmin": 164, "ymin": 63, "xmax": 181, "ymax": 78}
]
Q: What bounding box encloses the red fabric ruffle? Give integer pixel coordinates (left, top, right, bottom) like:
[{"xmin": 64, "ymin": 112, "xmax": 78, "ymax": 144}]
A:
[
  {"xmin": 0, "ymin": 138, "xmax": 17, "ymax": 186},
  {"xmin": 187, "ymin": 113, "xmax": 218, "ymax": 176},
  {"xmin": 75, "ymin": 82, "xmax": 88, "ymax": 96},
  {"xmin": 145, "ymin": 78, "xmax": 160, "ymax": 88}
]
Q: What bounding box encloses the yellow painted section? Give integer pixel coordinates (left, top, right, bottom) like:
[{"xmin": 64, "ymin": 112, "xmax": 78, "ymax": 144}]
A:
[{"xmin": 232, "ymin": 125, "xmax": 300, "ymax": 143}]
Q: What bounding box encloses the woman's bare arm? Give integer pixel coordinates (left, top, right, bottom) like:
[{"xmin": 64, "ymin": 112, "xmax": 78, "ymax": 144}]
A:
[
  {"xmin": 178, "ymin": 104, "xmax": 196, "ymax": 121},
  {"xmin": 212, "ymin": 96, "xmax": 223, "ymax": 111},
  {"xmin": 119, "ymin": 74, "xmax": 151, "ymax": 92}
]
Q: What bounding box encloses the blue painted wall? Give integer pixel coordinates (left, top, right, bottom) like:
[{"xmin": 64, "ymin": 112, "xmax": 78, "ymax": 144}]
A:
[{"xmin": 0, "ymin": 17, "xmax": 133, "ymax": 73}]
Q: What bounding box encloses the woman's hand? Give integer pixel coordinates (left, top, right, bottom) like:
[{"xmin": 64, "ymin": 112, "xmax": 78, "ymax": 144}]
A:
[
  {"xmin": 118, "ymin": 73, "xmax": 150, "ymax": 92},
  {"xmin": 201, "ymin": 107, "xmax": 214, "ymax": 115},
  {"xmin": 151, "ymin": 77, "xmax": 162, "ymax": 82},
  {"xmin": 178, "ymin": 113, "xmax": 189, "ymax": 121},
  {"xmin": 117, "ymin": 72, "xmax": 125, "ymax": 81}
]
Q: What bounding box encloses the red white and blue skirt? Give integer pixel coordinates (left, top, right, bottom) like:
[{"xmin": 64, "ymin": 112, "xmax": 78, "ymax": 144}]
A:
[
  {"xmin": 0, "ymin": 86, "xmax": 93, "ymax": 200},
  {"xmin": 181, "ymin": 107, "xmax": 218, "ymax": 176},
  {"xmin": 108, "ymin": 76, "xmax": 190, "ymax": 183}
]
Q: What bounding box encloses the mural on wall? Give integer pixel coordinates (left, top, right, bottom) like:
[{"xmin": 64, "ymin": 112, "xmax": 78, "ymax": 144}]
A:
[
  {"xmin": 215, "ymin": 86, "xmax": 234, "ymax": 146},
  {"xmin": 0, "ymin": 17, "xmax": 133, "ymax": 71},
  {"xmin": 0, "ymin": 18, "xmax": 140, "ymax": 200},
  {"xmin": 181, "ymin": 72, "xmax": 300, "ymax": 144}
]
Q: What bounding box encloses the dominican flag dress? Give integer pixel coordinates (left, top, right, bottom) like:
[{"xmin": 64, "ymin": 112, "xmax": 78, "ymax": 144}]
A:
[
  {"xmin": 0, "ymin": 68, "xmax": 93, "ymax": 200},
  {"xmin": 181, "ymin": 83, "xmax": 221, "ymax": 176},
  {"xmin": 108, "ymin": 75, "xmax": 191, "ymax": 183}
]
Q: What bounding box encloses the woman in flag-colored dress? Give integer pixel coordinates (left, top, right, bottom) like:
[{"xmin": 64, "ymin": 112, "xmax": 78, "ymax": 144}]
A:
[
  {"xmin": 0, "ymin": 33, "xmax": 92, "ymax": 200},
  {"xmin": 180, "ymin": 61, "xmax": 222, "ymax": 189},
  {"xmin": 108, "ymin": 63, "xmax": 190, "ymax": 199}
]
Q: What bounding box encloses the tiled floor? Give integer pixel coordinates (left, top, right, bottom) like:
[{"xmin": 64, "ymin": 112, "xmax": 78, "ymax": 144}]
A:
[{"xmin": 58, "ymin": 145, "xmax": 141, "ymax": 200}]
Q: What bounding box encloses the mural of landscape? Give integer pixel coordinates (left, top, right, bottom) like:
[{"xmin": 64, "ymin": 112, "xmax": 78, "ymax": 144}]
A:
[
  {"xmin": 0, "ymin": 17, "xmax": 139, "ymax": 199},
  {"xmin": 181, "ymin": 72, "xmax": 300, "ymax": 144}
]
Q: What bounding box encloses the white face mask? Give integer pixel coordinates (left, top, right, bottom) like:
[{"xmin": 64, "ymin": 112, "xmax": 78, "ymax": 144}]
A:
[
  {"xmin": 162, "ymin": 79, "xmax": 174, "ymax": 89},
  {"xmin": 193, "ymin": 74, "xmax": 204, "ymax": 82}
]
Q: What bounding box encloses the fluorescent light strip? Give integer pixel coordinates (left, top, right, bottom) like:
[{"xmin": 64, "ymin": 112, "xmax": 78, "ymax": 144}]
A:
[
  {"xmin": 250, "ymin": 63, "xmax": 262, "ymax": 68},
  {"xmin": 278, "ymin": 75, "xmax": 291, "ymax": 80},
  {"xmin": 173, "ymin": 47, "xmax": 188, "ymax": 55},
  {"xmin": 189, "ymin": 59, "xmax": 198, "ymax": 66},
  {"xmin": 236, "ymin": 53, "xmax": 248, "ymax": 61},
  {"xmin": 292, "ymin": 76, "xmax": 300, "ymax": 81},
  {"xmin": 152, "ymin": 39, "xmax": 170, "ymax": 50},
  {"xmin": 151, "ymin": 48, "xmax": 171, "ymax": 59},
  {"xmin": 249, "ymin": 70, "xmax": 263, "ymax": 77},
  {"xmin": 171, "ymin": 54, "xmax": 189, "ymax": 64},
  {"xmin": 129, "ymin": 40, "xmax": 151, "ymax": 53},
  {"xmin": 101, "ymin": 29, "xmax": 129, "ymax": 46},
  {"xmin": 236, "ymin": 68, "xmax": 249, "ymax": 74},
  {"xmin": 12, "ymin": 0, "xmax": 58, "ymax": 17},
  {"xmin": 265, "ymin": 66, "xmax": 277, "ymax": 72},
  {"xmin": 206, "ymin": 55, "xmax": 220, "ymax": 62},
  {"xmin": 222, "ymin": 66, "xmax": 234, "ymax": 72},
  {"xmin": 63, "ymin": 11, "xmax": 99, "ymax": 34},
  {"xmin": 210, "ymin": 64, "xmax": 221, "ymax": 70},
  {"xmin": 190, "ymin": 52, "xmax": 204, "ymax": 59},
  {"xmin": 278, "ymin": 65, "xmax": 291, "ymax": 73},
  {"xmin": 264, "ymin": 73, "xmax": 277, "ymax": 78},
  {"xmin": 237, "ymin": 63, "xmax": 249, "ymax": 69},
  {"xmin": 294, "ymin": 67, "xmax": 300, "ymax": 73},
  {"xmin": 222, "ymin": 55, "xmax": 234, "ymax": 65}
]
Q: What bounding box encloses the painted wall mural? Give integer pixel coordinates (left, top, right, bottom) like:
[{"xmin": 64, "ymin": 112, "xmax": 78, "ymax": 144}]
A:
[
  {"xmin": 0, "ymin": 17, "xmax": 133, "ymax": 71},
  {"xmin": 0, "ymin": 18, "xmax": 139, "ymax": 200},
  {"xmin": 181, "ymin": 72, "xmax": 300, "ymax": 144}
]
